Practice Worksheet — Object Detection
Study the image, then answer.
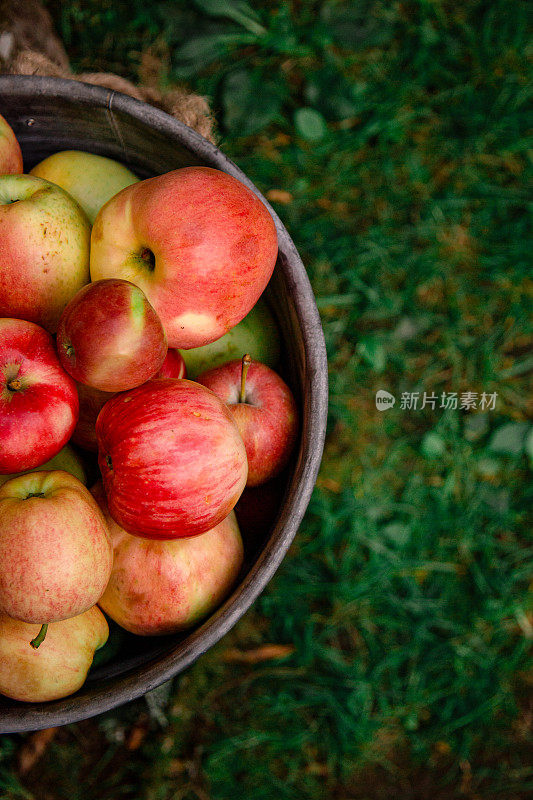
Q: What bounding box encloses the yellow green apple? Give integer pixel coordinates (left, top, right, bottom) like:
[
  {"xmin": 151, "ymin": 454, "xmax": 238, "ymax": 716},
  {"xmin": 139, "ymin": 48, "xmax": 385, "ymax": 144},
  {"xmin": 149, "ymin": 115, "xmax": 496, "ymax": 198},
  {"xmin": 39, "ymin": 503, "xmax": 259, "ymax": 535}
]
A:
[
  {"xmin": 181, "ymin": 298, "xmax": 280, "ymax": 379},
  {"xmin": 31, "ymin": 150, "xmax": 139, "ymax": 224},
  {"xmin": 0, "ymin": 175, "xmax": 91, "ymax": 332},
  {"xmin": 0, "ymin": 444, "xmax": 87, "ymax": 488},
  {"xmin": 0, "ymin": 113, "xmax": 23, "ymax": 175},
  {"xmin": 0, "ymin": 606, "xmax": 108, "ymax": 702}
]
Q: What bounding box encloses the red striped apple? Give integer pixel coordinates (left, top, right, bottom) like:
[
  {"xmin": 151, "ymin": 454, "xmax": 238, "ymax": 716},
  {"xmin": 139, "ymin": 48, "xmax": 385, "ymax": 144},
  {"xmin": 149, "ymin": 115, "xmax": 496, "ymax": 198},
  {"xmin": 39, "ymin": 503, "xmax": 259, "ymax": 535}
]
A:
[
  {"xmin": 0, "ymin": 175, "xmax": 90, "ymax": 332},
  {"xmin": 0, "ymin": 606, "xmax": 108, "ymax": 702},
  {"xmin": 0, "ymin": 471, "xmax": 113, "ymax": 643},
  {"xmin": 0, "ymin": 113, "xmax": 23, "ymax": 174},
  {"xmin": 72, "ymin": 382, "xmax": 114, "ymax": 452},
  {"xmin": 0, "ymin": 318, "xmax": 79, "ymax": 474},
  {"xmin": 198, "ymin": 357, "xmax": 298, "ymax": 486},
  {"xmin": 93, "ymin": 482, "xmax": 243, "ymax": 635},
  {"xmin": 56, "ymin": 278, "xmax": 167, "ymax": 392},
  {"xmin": 96, "ymin": 378, "xmax": 248, "ymax": 539},
  {"xmin": 157, "ymin": 348, "xmax": 187, "ymax": 379},
  {"xmin": 90, "ymin": 166, "xmax": 278, "ymax": 349}
]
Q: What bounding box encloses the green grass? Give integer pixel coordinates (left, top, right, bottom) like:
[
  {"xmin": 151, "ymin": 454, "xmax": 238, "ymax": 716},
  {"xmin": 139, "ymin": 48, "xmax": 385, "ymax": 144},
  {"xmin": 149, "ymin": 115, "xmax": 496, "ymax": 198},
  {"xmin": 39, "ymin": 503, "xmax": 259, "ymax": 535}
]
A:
[{"xmin": 2, "ymin": 1, "xmax": 532, "ymax": 797}]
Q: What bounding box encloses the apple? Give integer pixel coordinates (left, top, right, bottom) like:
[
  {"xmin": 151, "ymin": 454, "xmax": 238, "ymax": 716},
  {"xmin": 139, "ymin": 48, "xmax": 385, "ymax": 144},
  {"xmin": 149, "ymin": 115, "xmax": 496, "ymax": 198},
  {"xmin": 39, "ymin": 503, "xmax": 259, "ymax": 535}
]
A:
[
  {"xmin": 96, "ymin": 378, "xmax": 248, "ymax": 539},
  {"xmin": 90, "ymin": 166, "xmax": 278, "ymax": 349},
  {"xmin": 157, "ymin": 347, "xmax": 187, "ymax": 379},
  {"xmin": 0, "ymin": 318, "xmax": 79, "ymax": 474},
  {"xmin": 181, "ymin": 298, "xmax": 280, "ymax": 379},
  {"xmin": 92, "ymin": 482, "xmax": 243, "ymax": 635},
  {"xmin": 30, "ymin": 149, "xmax": 139, "ymax": 223},
  {"xmin": 0, "ymin": 444, "xmax": 87, "ymax": 488},
  {"xmin": 0, "ymin": 471, "xmax": 113, "ymax": 646},
  {"xmin": 0, "ymin": 605, "xmax": 108, "ymax": 702},
  {"xmin": 0, "ymin": 113, "xmax": 23, "ymax": 175},
  {"xmin": 198, "ymin": 356, "xmax": 298, "ymax": 486},
  {"xmin": 72, "ymin": 382, "xmax": 114, "ymax": 452},
  {"xmin": 57, "ymin": 278, "xmax": 167, "ymax": 392},
  {"xmin": 0, "ymin": 174, "xmax": 91, "ymax": 332}
]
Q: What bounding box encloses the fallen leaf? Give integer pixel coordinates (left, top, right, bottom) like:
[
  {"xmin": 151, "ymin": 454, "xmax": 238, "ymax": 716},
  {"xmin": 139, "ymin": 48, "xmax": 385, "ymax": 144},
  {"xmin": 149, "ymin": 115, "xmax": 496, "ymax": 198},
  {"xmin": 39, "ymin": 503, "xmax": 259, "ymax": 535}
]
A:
[
  {"xmin": 316, "ymin": 476, "xmax": 342, "ymax": 493},
  {"xmin": 126, "ymin": 715, "xmax": 150, "ymax": 751},
  {"xmin": 266, "ymin": 189, "xmax": 293, "ymax": 204},
  {"xmin": 18, "ymin": 727, "xmax": 58, "ymax": 775},
  {"xmin": 222, "ymin": 644, "xmax": 295, "ymax": 664}
]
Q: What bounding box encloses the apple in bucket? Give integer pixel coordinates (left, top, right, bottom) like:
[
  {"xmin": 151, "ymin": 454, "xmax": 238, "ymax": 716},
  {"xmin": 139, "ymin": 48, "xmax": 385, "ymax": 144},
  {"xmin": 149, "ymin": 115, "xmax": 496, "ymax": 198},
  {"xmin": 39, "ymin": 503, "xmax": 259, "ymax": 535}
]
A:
[
  {"xmin": 93, "ymin": 482, "xmax": 243, "ymax": 635},
  {"xmin": 0, "ymin": 175, "xmax": 90, "ymax": 333},
  {"xmin": 0, "ymin": 606, "xmax": 108, "ymax": 702},
  {"xmin": 0, "ymin": 318, "xmax": 79, "ymax": 474},
  {"xmin": 30, "ymin": 149, "xmax": 139, "ymax": 224},
  {"xmin": 90, "ymin": 166, "xmax": 278, "ymax": 349},
  {"xmin": 0, "ymin": 113, "xmax": 23, "ymax": 174},
  {"xmin": 181, "ymin": 298, "xmax": 281, "ymax": 379},
  {"xmin": 157, "ymin": 348, "xmax": 187, "ymax": 379},
  {"xmin": 0, "ymin": 471, "xmax": 113, "ymax": 648},
  {"xmin": 96, "ymin": 378, "xmax": 248, "ymax": 539},
  {"xmin": 198, "ymin": 356, "xmax": 298, "ymax": 486},
  {"xmin": 57, "ymin": 278, "xmax": 168, "ymax": 393}
]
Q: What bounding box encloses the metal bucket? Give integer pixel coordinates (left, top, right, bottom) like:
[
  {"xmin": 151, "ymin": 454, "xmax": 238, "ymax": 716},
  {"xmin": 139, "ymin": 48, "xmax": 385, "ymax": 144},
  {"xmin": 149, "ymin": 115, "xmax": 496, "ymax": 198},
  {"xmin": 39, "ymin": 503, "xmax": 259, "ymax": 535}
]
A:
[{"xmin": 0, "ymin": 75, "xmax": 328, "ymax": 733}]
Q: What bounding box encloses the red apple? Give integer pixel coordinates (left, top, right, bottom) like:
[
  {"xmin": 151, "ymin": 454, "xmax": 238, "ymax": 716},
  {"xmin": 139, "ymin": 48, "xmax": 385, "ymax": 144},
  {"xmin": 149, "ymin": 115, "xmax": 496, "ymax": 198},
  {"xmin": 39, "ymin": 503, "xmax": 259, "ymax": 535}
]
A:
[
  {"xmin": 0, "ymin": 471, "xmax": 113, "ymax": 639},
  {"xmin": 0, "ymin": 175, "xmax": 90, "ymax": 333},
  {"xmin": 0, "ymin": 606, "xmax": 108, "ymax": 702},
  {"xmin": 157, "ymin": 348, "xmax": 187, "ymax": 379},
  {"xmin": 0, "ymin": 113, "xmax": 23, "ymax": 174},
  {"xmin": 90, "ymin": 167, "xmax": 278, "ymax": 349},
  {"xmin": 72, "ymin": 382, "xmax": 114, "ymax": 452},
  {"xmin": 92, "ymin": 482, "xmax": 243, "ymax": 635},
  {"xmin": 198, "ymin": 357, "xmax": 298, "ymax": 486},
  {"xmin": 96, "ymin": 378, "xmax": 248, "ymax": 539},
  {"xmin": 0, "ymin": 318, "xmax": 79, "ymax": 474},
  {"xmin": 57, "ymin": 278, "xmax": 167, "ymax": 392}
]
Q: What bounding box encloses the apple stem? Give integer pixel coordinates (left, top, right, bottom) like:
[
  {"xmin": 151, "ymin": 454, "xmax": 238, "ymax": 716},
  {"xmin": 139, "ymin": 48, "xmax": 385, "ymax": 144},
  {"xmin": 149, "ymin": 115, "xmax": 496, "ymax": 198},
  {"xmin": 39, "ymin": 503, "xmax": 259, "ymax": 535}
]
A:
[
  {"xmin": 30, "ymin": 623, "xmax": 48, "ymax": 649},
  {"xmin": 239, "ymin": 354, "xmax": 252, "ymax": 403},
  {"xmin": 7, "ymin": 378, "xmax": 22, "ymax": 392}
]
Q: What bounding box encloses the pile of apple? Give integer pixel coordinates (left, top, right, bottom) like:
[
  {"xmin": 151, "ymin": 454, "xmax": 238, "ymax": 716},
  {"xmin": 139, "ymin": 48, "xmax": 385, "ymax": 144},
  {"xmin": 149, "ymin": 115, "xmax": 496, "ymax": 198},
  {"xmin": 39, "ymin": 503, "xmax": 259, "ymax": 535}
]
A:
[{"xmin": 0, "ymin": 113, "xmax": 298, "ymax": 703}]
